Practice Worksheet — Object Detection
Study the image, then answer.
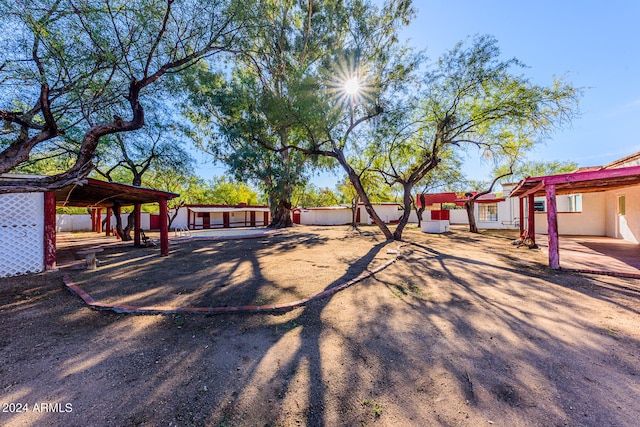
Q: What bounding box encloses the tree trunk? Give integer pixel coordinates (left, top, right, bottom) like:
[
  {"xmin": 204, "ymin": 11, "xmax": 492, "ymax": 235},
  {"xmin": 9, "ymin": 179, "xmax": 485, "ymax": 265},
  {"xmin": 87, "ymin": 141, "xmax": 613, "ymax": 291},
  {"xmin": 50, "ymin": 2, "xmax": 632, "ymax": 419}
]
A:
[
  {"xmin": 122, "ymin": 212, "xmax": 135, "ymax": 241},
  {"xmin": 465, "ymin": 200, "xmax": 478, "ymax": 233},
  {"xmin": 168, "ymin": 203, "xmax": 184, "ymax": 229},
  {"xmin": 112, "ymin": 204, "xmax": 134, "ymax": 241},
  {"xmin": 269, "ymin": 198, "xmax": 293, "ymax": 228},
  {"xmin": 335, "ymin": 150, "xmax": 394, "ymax": 240},
  {"xmin": 415, "ymin": 194, "xmax": 426, "ymax": 227},
  {"xmin": 392, "ymin": 182, "xmax": 415, "ymax": 240},
  {"xmin": 350, "ymin": 196, "xmax": 360, "ymax": 229}
]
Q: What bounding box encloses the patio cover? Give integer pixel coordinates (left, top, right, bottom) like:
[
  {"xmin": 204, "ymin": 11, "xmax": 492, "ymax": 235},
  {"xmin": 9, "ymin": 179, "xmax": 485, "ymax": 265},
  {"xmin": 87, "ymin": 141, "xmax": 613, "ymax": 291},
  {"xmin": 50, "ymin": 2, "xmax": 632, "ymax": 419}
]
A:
[
  {"xmin": 510, "ymin": 165, "xmax": 640, "ymax": 269},
  {"xmin": 54, "ymin": 178, "xmax": 177, "ymax": 207},
  {"xmin": 52, "ymin": 178, "xmax": 178, "ymax": 262},
  {"xmin": 510, "ymin": 165, "xmax": 640, "ymax": 198}
]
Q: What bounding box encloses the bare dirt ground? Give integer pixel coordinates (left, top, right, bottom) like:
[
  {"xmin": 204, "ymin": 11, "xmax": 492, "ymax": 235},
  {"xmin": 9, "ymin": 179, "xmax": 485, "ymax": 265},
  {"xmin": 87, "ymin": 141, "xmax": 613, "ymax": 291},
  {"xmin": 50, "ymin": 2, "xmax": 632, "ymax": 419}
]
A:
[{"xmin": 1, "ymin": 225, "xmax": 639, "ymax": 426}]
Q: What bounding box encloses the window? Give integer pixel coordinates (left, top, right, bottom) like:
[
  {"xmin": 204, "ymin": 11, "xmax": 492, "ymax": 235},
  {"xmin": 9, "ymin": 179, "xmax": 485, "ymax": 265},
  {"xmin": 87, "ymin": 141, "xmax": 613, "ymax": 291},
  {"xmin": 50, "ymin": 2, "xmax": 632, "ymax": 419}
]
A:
[
  {"xmin": 478, "ymin": 203, "xmax": 498, "ymax": 221},
  {"xmin": 618, "ymin": 195, "xmax": 626, "ymax": 215},
  {"xmin": 533, "ymin": 200, "xmax": 545, "ymax": 212},
  {"xmin": 568, "ymin": 194, "xmax": 582, "ymax": 212}
]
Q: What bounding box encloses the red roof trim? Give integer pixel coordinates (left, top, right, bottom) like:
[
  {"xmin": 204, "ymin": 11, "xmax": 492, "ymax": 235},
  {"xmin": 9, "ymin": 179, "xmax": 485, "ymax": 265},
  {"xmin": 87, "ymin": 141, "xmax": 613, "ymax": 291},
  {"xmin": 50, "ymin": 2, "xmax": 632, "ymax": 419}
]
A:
[
  {"xmin": 87, "ymin": 178, "xmax": 178, "ymax": 199},
  {"xmin": 510, "ymin": 164, "xmax": 640, "ymax": 197}
]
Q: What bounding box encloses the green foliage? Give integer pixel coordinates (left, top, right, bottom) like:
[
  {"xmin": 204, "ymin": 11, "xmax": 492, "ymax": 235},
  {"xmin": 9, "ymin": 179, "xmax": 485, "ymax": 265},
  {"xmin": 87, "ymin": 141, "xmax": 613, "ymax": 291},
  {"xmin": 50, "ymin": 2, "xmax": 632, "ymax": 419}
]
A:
[
  {"xmin": 180, "ymin": 0, "xmax": 415, "ymax": 230},
  {"xmin": 293, "ymin": 183, "xmax": 340, "ymax": 207},
  {"xmin": 495, "ymin": 159, "xmax": 579, "ymax": 182},
  {"xmin": 364, "ymin": 34, "xmax": 580, "ymax": 238},
  {"xmin": 0, "ymin": 0, "xmax": 246, "ymax": 191},
  {"xmin": 207, "ymin": 176, "xmax": 259, "ymax": 205}
]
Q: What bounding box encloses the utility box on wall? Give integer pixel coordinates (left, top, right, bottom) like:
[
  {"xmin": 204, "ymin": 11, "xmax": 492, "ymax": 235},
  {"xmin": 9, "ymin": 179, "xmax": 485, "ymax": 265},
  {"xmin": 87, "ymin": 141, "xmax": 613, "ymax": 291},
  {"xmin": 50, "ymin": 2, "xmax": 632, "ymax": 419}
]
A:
[{"xmin": 0, "ymin": 192, "xmax": 45, "ymax": 277}]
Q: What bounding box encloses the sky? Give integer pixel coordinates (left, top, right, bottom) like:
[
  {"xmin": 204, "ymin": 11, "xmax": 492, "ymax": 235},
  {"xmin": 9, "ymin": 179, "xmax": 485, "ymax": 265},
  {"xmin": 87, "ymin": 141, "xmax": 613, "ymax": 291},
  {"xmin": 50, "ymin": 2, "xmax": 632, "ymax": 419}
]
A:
[{"xmin": 196, "ymin": 0, "xmax": 640, "ymax": 188}]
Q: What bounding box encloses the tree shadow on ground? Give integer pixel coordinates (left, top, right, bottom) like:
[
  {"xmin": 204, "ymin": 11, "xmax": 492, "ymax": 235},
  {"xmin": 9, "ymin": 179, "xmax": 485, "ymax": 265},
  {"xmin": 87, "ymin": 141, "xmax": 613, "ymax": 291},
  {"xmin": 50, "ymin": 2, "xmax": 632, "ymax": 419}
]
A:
[{"xmin": 1, "ymin": 227, "xmax": 639, "ymax": 426}]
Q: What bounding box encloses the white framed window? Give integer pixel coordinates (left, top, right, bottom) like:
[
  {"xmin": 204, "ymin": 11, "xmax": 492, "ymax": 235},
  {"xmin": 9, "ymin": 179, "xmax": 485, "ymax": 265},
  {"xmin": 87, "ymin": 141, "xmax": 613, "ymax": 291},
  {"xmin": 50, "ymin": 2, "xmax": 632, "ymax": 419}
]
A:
[
  {"xmin": 478, "ymin": 203, "xmax": 498, "ymax": 221},
  {"xmin": 568, "ymin": 194, "xmax": 582, "ymax": 212}
]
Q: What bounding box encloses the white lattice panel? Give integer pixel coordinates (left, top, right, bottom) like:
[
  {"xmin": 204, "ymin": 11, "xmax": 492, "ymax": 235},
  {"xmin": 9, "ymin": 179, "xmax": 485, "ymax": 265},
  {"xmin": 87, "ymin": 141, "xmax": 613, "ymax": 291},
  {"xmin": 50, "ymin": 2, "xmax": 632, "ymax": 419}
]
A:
[{"xmin": 0, "ymin": 193, "xmax": 44, "ymax": 277}]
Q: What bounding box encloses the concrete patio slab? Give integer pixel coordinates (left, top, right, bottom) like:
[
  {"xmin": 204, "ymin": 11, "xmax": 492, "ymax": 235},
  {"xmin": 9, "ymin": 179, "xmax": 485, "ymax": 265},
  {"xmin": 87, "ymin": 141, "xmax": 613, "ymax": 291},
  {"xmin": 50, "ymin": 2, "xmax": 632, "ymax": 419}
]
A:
[{"xmin": 537, "ymin": 234, "xmax": 640, "ymax": 276}]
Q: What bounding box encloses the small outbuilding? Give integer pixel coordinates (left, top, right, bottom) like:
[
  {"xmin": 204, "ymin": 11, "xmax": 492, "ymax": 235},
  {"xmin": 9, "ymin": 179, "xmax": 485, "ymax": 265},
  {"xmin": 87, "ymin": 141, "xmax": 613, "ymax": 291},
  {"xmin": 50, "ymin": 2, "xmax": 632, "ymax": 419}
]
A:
[{"xmin": 172, "ymin": 204, "xmax": 271, "ymax": 230}]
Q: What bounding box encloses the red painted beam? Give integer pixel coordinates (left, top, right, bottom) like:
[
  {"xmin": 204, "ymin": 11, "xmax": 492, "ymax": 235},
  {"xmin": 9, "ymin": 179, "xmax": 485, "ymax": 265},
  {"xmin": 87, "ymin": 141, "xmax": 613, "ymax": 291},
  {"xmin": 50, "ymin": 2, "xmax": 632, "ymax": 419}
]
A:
[
  {"xmin": 43, "ymin": 192, "xmax": 57, "ymax": 270},
  {"xmin": 544, "ymin": 164, "xmax": 640, "ymax": 185},
  {"xmin": 518, "ymin": 181, "xmax": 546, "ymax": 198},
  {"xmin": 96, "ymin": 208, "xmax": 102, "ymax": 233},
  {"xmin": 134, "ymin": 204, "xmax": 141, "ymax": 247},
  {"xmin": 159, "ymin": 196, "xmax": 169, "ymax": 256},
  {"xmin": 105, "ymin": 207, "xmax": 112, "ymax": 236},
  {"xmin": 527, "ymin": 194, "xmax": 536, "ymax": 245},
  {"xmin": 546, "ymin": 184, "xmax": 560, "ymax": 269},
  {"xmin": 519, "ymin": 197, "xmax": 524, "ymax": 236}
]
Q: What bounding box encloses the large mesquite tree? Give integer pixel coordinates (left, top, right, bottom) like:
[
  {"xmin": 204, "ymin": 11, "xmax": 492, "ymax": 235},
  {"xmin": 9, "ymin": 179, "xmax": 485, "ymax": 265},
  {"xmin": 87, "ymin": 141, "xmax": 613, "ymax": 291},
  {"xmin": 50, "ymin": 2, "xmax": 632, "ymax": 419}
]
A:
[
  {"xmin": 181, "ymin": 0, "xmax": 416, "ymax": 230},
  {"xmin": 182, "ymin": 1, "xmax": 355, "ymax": 228},
  {"xmin": 368, "ymin": 35, "xmax": 581, "ymax": 240},
  {"xmin": 0, "ymin": 0, "xmax": 248, "ymax": 193}
]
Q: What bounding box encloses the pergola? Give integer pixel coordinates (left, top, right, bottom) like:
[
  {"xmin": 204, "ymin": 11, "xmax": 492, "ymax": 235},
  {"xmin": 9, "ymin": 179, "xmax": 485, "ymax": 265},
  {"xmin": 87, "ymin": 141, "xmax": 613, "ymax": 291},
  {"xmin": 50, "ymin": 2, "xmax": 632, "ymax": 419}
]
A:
[
  {"xmin": 510, "ymin": 165, "xmax": 640, "ymax": 269},
  {"xmin": 45, "ymin": 179, "xmax": 178, "ymax": 269}
]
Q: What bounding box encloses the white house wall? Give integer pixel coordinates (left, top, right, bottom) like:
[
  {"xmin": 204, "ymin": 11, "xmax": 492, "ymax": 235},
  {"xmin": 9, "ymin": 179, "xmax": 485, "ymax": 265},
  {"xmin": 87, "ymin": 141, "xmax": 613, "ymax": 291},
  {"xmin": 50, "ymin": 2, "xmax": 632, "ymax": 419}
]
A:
[
  {"xmin": 357, "ymin": 205, "xmax": 401, "ymax": 224},
  {"xmin": 171, "ymin": 208, "xmax": 189, "ymax": 229},
  {"xmin": 449, "ymin": 209, "xmax": 468, "ymax": 225},
  {"xmin": 299, "ymin": 209, "xmax": 351, "ymax": 225},
  {"xmin": 448, "ymin": 203, "xmax": 519, "ymax": 230},
  {"xmin": 534, "ymin": 192, "xmax": 606, "ymax": 236}
]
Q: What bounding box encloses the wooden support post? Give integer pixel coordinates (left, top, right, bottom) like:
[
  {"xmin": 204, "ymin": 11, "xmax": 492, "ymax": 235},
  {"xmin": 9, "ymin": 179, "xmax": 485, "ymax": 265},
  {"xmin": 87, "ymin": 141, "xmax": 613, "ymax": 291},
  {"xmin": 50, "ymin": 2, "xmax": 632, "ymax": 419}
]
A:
[
  {"xmin": 527, "ymin": 194, "xmax": 536, "ymax": 245},
  {"xmin": 106, "ymin": 207, "xmax": 112, "ymax": 236},
  {"xmin": 134, "ymin": 204, "xmax": 141, "ymax": 247},
  {"xmin": 546, "ymin": 184, "xmax": 560, "ymax": 269},
  {"xmin": 159, "ymin": 196, "xmax": 169, "ymax": 256},
  {"xmin": 96, "ymin": 208, "xmax": 102, "ymax": 233},
  {"xmin": 519, "ymin": 197, "xmax": 524, "ymax": 236},
  {"xmin": 90, "ymin": 209, "xmax": 95, "ymax": 232},
  {"xmin": 43, "ymin": 192, "xmax": 57, "ymax": 271}
]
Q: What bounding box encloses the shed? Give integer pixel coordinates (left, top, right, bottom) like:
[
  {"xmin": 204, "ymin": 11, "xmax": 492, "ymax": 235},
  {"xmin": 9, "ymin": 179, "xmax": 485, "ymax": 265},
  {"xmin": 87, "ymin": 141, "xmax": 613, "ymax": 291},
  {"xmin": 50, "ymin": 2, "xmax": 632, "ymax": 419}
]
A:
[{"xmin": 172, "ymin": 204, "xmax": 270, "ymax": 230}]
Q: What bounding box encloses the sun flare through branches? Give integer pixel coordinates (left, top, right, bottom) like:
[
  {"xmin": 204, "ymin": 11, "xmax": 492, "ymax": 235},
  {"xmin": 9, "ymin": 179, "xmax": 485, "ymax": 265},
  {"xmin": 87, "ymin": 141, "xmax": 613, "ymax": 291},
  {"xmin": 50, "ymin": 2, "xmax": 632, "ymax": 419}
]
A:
[{"xmin": 325, "ymin": 54, "xmax": 377, "ymax": 110}]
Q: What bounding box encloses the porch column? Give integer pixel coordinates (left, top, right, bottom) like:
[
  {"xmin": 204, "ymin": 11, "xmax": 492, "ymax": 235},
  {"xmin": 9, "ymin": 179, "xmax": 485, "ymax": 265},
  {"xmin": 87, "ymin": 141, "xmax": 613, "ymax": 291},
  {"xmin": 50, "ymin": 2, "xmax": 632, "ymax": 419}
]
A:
[
  {"xmin": 96, "ymin": 208, "xmax": 103, "ymax": 233},
  {"xmin": 527, "ymin": 194, "xmax": 536, "ymax": 245},
  {"xmin": 159, "ymin": 196, "xmax": 169, "ymax": 256},
  {"xmin": 546, "ymin": 184, "xmax": 560, "ymax": 269},
  {"xmin": 43, "ymin": 191, "xmax": 57, "ymax": 271},
  {"xmin": 90, "ymin": 209, "xmax": 96, "ymax": 232},
  {"xmin": 105, "ymin": 207, "xmax": 112, "ymax": 236},
  {"xmin": 134, "ymin": 204, "xmax": 141, "ymax": 247},
  {"xmin": 519, "ymin": 197, "xmax": 524, "ymax": 236}
]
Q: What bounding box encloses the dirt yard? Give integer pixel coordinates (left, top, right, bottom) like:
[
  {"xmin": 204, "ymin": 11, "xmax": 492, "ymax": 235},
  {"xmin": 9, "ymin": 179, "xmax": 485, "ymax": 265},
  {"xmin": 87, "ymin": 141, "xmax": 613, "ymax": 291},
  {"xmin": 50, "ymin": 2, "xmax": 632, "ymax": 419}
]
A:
[{"xmin": 1, "ymin": 225, "xmax": 639, "ymax": 426}]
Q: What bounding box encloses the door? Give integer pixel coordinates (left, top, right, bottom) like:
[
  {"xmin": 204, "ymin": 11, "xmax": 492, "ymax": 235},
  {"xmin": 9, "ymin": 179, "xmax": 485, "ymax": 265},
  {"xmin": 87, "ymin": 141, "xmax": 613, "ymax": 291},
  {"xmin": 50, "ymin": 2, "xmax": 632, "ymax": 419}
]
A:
[
  {"xmin": 223, "ymin": 212, "xmax": 230, "ymax": 228},
  {"xmin": 617, "ymin": 195, "xmax": 626, "ymax": 239},
  {"xmin": 293, "ymin": 210, "xmax": 301, "ymax": 224},
  {"xmin": 202, "ymin": 212, "xmax": 210, "ymax": 229},
  {"xmin": 149, "ymin": 214, "xmax": 160, "ymax": 230},
  {"xmin": 250, "ymin": 211, "xmax": 256, "ymax": 226}
]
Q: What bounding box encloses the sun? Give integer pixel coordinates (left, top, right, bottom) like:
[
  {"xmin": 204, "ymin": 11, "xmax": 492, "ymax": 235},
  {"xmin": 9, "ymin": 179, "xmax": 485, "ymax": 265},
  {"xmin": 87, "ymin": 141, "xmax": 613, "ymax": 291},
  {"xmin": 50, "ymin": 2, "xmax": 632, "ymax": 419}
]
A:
[
  {"xmin": 343, "ymin": 77, "xmax": 361, "ymax": 96},
  {"xmin": 324, "ymin": 53, "xmax": 377, "ymax": 109}
]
